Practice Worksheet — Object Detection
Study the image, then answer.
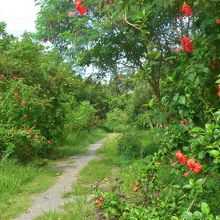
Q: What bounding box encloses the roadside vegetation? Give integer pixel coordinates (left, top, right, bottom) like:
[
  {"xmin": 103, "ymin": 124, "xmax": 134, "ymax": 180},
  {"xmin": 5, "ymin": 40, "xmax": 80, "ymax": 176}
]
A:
[{"xmin": 0, "ymin": 0, "xmax": 220, "ymax": 219}]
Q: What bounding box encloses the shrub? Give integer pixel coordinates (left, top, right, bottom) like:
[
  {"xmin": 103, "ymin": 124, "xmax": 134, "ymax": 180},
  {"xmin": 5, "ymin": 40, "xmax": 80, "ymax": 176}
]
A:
[{"xmin": 105, "ymin": 108, "xmax": 129, "ymax": 132}]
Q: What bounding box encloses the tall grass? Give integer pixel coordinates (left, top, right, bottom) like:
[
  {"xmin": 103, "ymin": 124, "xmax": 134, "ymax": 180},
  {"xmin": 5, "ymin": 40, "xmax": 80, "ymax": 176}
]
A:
[
  {"xmin": 0, "ymin": 161, "xmax": 58, "ymax": 219},
  {"xmin": 57, "ymin": 128, "xmax": 106, "ymax": 157}
]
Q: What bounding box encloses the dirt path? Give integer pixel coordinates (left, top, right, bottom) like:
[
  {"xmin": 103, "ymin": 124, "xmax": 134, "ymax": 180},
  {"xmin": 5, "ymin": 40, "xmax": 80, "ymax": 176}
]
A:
[{"xmin": 15, "ymin": 133, "xmax": 116, "ymax": 220}]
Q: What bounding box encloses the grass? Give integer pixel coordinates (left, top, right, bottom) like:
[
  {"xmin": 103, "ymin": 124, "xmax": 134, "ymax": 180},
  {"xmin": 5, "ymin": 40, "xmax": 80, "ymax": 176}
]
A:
[
  {"xmin": 0, "ymin": 160, "xmax": 60, "ymax": 220},
  {"xmin": 0, "ymin": 128, "xmax": 106, "ymax": 219},
  {"xmin": 57, "ymin": 128, "xmax": 106, "ymax": 157}
]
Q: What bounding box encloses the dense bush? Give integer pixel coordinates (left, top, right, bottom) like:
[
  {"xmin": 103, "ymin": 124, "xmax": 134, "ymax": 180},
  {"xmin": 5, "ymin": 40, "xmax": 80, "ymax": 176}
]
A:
[
  {"xmin": 117, "ymin": 128, "xmax": 162, "ymax": 161},
  {"xmin": 105, "ymin": 108, "xmax": 130, "ymax": 132},
  {"xmin": 0, "ymin": 28, "xmax": 107, "ymax": 162}
]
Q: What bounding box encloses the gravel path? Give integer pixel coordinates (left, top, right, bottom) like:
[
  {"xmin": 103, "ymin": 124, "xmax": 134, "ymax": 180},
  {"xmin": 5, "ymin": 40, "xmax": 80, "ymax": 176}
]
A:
[{"xmin": 14, "ymin": 133, "xmax": 115, "ymax": 220}]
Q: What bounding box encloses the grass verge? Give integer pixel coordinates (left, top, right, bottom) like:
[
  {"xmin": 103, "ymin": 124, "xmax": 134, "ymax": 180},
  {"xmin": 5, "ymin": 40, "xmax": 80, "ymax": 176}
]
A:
[
  {"xmin": 0, "ymin": 161, "xmax": 59, "ymax": 220},
  {"xmin": 57, "ymin": 128, "xmax": 106, "ymax": 157},
  {"xmin": 2, "ymin": 128, "xmax": 106, "ymax": 219}
]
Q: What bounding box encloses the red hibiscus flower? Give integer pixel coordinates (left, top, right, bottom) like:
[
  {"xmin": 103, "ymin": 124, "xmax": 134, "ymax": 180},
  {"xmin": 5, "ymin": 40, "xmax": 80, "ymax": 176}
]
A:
[
  {"xmin": 77, "ymin": 5, "xmax": 87, "ymax": 16},
  {"xmin": 133, "ymin": 184, "xmax": 139, "ymax": 192},
  {"xmin": 181, "ymin": 36, "xmax": 193, "ymax": 52},
  {"xmin": 34, "ymin": 134, "xmax": 39, "ymax": 139},
  {"xmin": 171, "ymin": 150, "xmax": 187, "ymax": 166},
  {"xmin": 176, "ymin": 150, "xmax": 187, "ymax": 165},
  {"xmin": 74, "ymin": 0, "xmax": 81, "ymax": 8},
  {"xmin": 98, "ymin": 196, "xmax": 103, "ymax": 208},
  {"xmin": 181, "ymin": 3, "xmax": 192, "ymax": 16},
  {"xmin": 180, "ymin": 119, "xmax": 187, "ymax": 126},
  {"xmin": 193, "ymin": 163, "xmax": 202, "ymax": 173},
  {"xmin": 216, "ymin": 20, "xmax": 220, "ymax": 25},
  {"xmin": 183, "ymin": 158, "xmax": 202, "ymax": 176},
  {"xmin": 21, "ymin": 101, "xmax": 27, "ymax": 106}
]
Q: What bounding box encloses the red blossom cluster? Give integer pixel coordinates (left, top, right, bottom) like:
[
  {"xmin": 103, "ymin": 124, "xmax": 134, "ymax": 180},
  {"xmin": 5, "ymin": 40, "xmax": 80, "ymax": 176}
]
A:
[
  {"xmin": 181, "ymin": 3, "xmax": 192, "ymax": 16},
  {"xmin": 27, "ymin": 129, "xmax": 52, "ymax": 145},
  {"xmin": 172, "ymin": 150, "xmax": 202, "ymax": 176},
  {"xmin": 98, "ymin": 196, "xmax": 103, "ymax": 208},
  {"xmin": 133, "ymin": 184, "xmax": 139, "ymax": 192},
  {"xmin": 181, "ymin": 36, "xmax": 193, "ymax": 52},
  {"xmin": 68, "ymin": 0, "xmax": 87, "ymax": 17},
  {"xmin": 180, "ymin": 119, "xmax": 187, "ymax": 126},
  {"xmin": 216, "ymin": 19, "xmax": 220, "ymax": 25}
]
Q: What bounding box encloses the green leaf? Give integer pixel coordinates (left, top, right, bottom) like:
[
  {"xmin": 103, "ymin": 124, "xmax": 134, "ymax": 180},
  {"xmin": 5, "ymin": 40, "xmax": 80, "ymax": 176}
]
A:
[
  {"xmin": 198, "ymin": 150, "xmax": 206, "ymax": 159},
  {"xmin": 182, "ymin": 184, "xmax": 192, "ymax": 189},
  {"xmin": 209, "ymin": 150, "xmax": 219, "ymax": 158},
  {"xmin": 201, "ymin": 202, "xmax": 210, "ymax": 215},
  {"xmin": 193, "ymin": 211, "xmax": 203, "ymax": 219},
  {"xmin": 171, "ymin": 216, "xmax": 179, "ymax": 220},
  {"xmin": 147, "ymin": 51, "xmax": 161, "ymax": 59},
  {"xmin": 178, "ymin": 95, "xmax": 186, "ymax": 105},
  {"xmin": 215, "ymin": 79, "xmax": 220, "ymax": 84},
  {"xmin": 189, "ymin": 179, "xmax": 194, "ymax": 186},
  {"xmin": 191, "ymin": 127, "xmax": 204, "ymax": 133},
  {"xmin": 181, "ymin": 211, "xmax": 193, "ymax": 219},
  {"xmin": 195, "ymin": 179, "xmax": 204, "ymax": 186}
]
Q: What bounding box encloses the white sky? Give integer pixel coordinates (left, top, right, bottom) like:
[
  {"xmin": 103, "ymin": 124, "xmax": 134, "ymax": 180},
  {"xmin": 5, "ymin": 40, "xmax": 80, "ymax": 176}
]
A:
[{"xmin": 0, "ymin": 0, "xmax": 39, "ymax": 36}]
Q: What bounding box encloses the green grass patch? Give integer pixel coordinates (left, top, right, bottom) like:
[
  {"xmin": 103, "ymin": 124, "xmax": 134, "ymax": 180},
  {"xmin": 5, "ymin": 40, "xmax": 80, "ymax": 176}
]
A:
[
  {"xmin": 35, "ymin": 197, "xmax": 96, "ymax": 220},
  {"xmin": 0, "ymin": 160, "xmax": 59, "ymax": 220},
  {"xmin": 57, "ymin": 128, "xmax": 106, "ymax": 157}
]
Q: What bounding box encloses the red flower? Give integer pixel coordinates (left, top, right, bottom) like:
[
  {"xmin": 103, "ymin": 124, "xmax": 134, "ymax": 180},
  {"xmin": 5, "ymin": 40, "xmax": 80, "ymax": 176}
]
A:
[
  {"xmin": 176, "ymin": 150, "xmax": 187, "ymax": 165},
  {"xmin": 133, "ymin": 184, "xmax": 139, "ymax": 192},
  {"xmin": 13, "ymin": 93, "xmax": 20, "ymax": 99},
  {"xmin": 12, "ymin": 76, "xmax": 18, "ymax": 80},
  {"xmin": 74, "ymin": 0, "xmax": 81, "ymax": 8},
  {"xmin": 187, "ymin": 158, "xmax": 202, "ymax": 174},
  {"xmin": 181, "ymin": 3, "xmax": 192, "ymax": 16},
  {"xmin": 34, "ymin": 134, "xmax": 39, "ymax": 139},
  {"xmin": 187, "ymin": 158, "xmax": 195, "ymax": 169},
  {"xmin": 180, "ymin": 119, "xmax": 187, "ymax": 126},
  {"xmin": 216, "ymin": 19, "xmax": 220, "ymax": 25},
  {"xmin": 28, "ymin": 130, "xmax": 33, "ymax": 135},
  {"xmin": 98, "ymin": 196, "xmax": 103, "ymax": 208},
  {"xmin": 218, "ymin": 84, "xmax": 220, "ymax": 97},
  {"xmin": 181, "ymin": 36, "xmax": 193, "ymax": 52},
  {"xmin": 77, "ymin": 5, "xmax": 87, "ymax": 16},
  {"xmin": 21, "ymin": 101, "xmax": 27, "ymax": 106},
  {"xmin": 193, "ymin": 163, "xmax": 202, "ymax": 173}
]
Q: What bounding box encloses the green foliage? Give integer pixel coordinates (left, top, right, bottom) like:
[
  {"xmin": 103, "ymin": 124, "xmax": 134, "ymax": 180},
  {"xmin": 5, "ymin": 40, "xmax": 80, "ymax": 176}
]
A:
[
  {"xmin": 0, "ymin": 27, "xmax": 107, "ymax": 162},
  {"xmin": 117, "ymin": 129, "xmax": 163, "ymax": 161},
  {"xmin": 105, "ymin": 108, "xmax": 129, "ymax": 132},
  {"xmin": 57, "ymin": 128, "xmax": 106, "ymax": 158}
]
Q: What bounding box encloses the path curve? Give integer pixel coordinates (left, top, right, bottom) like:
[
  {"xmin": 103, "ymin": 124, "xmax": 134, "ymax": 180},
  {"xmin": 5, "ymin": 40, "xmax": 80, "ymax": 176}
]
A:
[{"xmin": 15, "ymin": 133, "xmax": 115, "ymax": 220}]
